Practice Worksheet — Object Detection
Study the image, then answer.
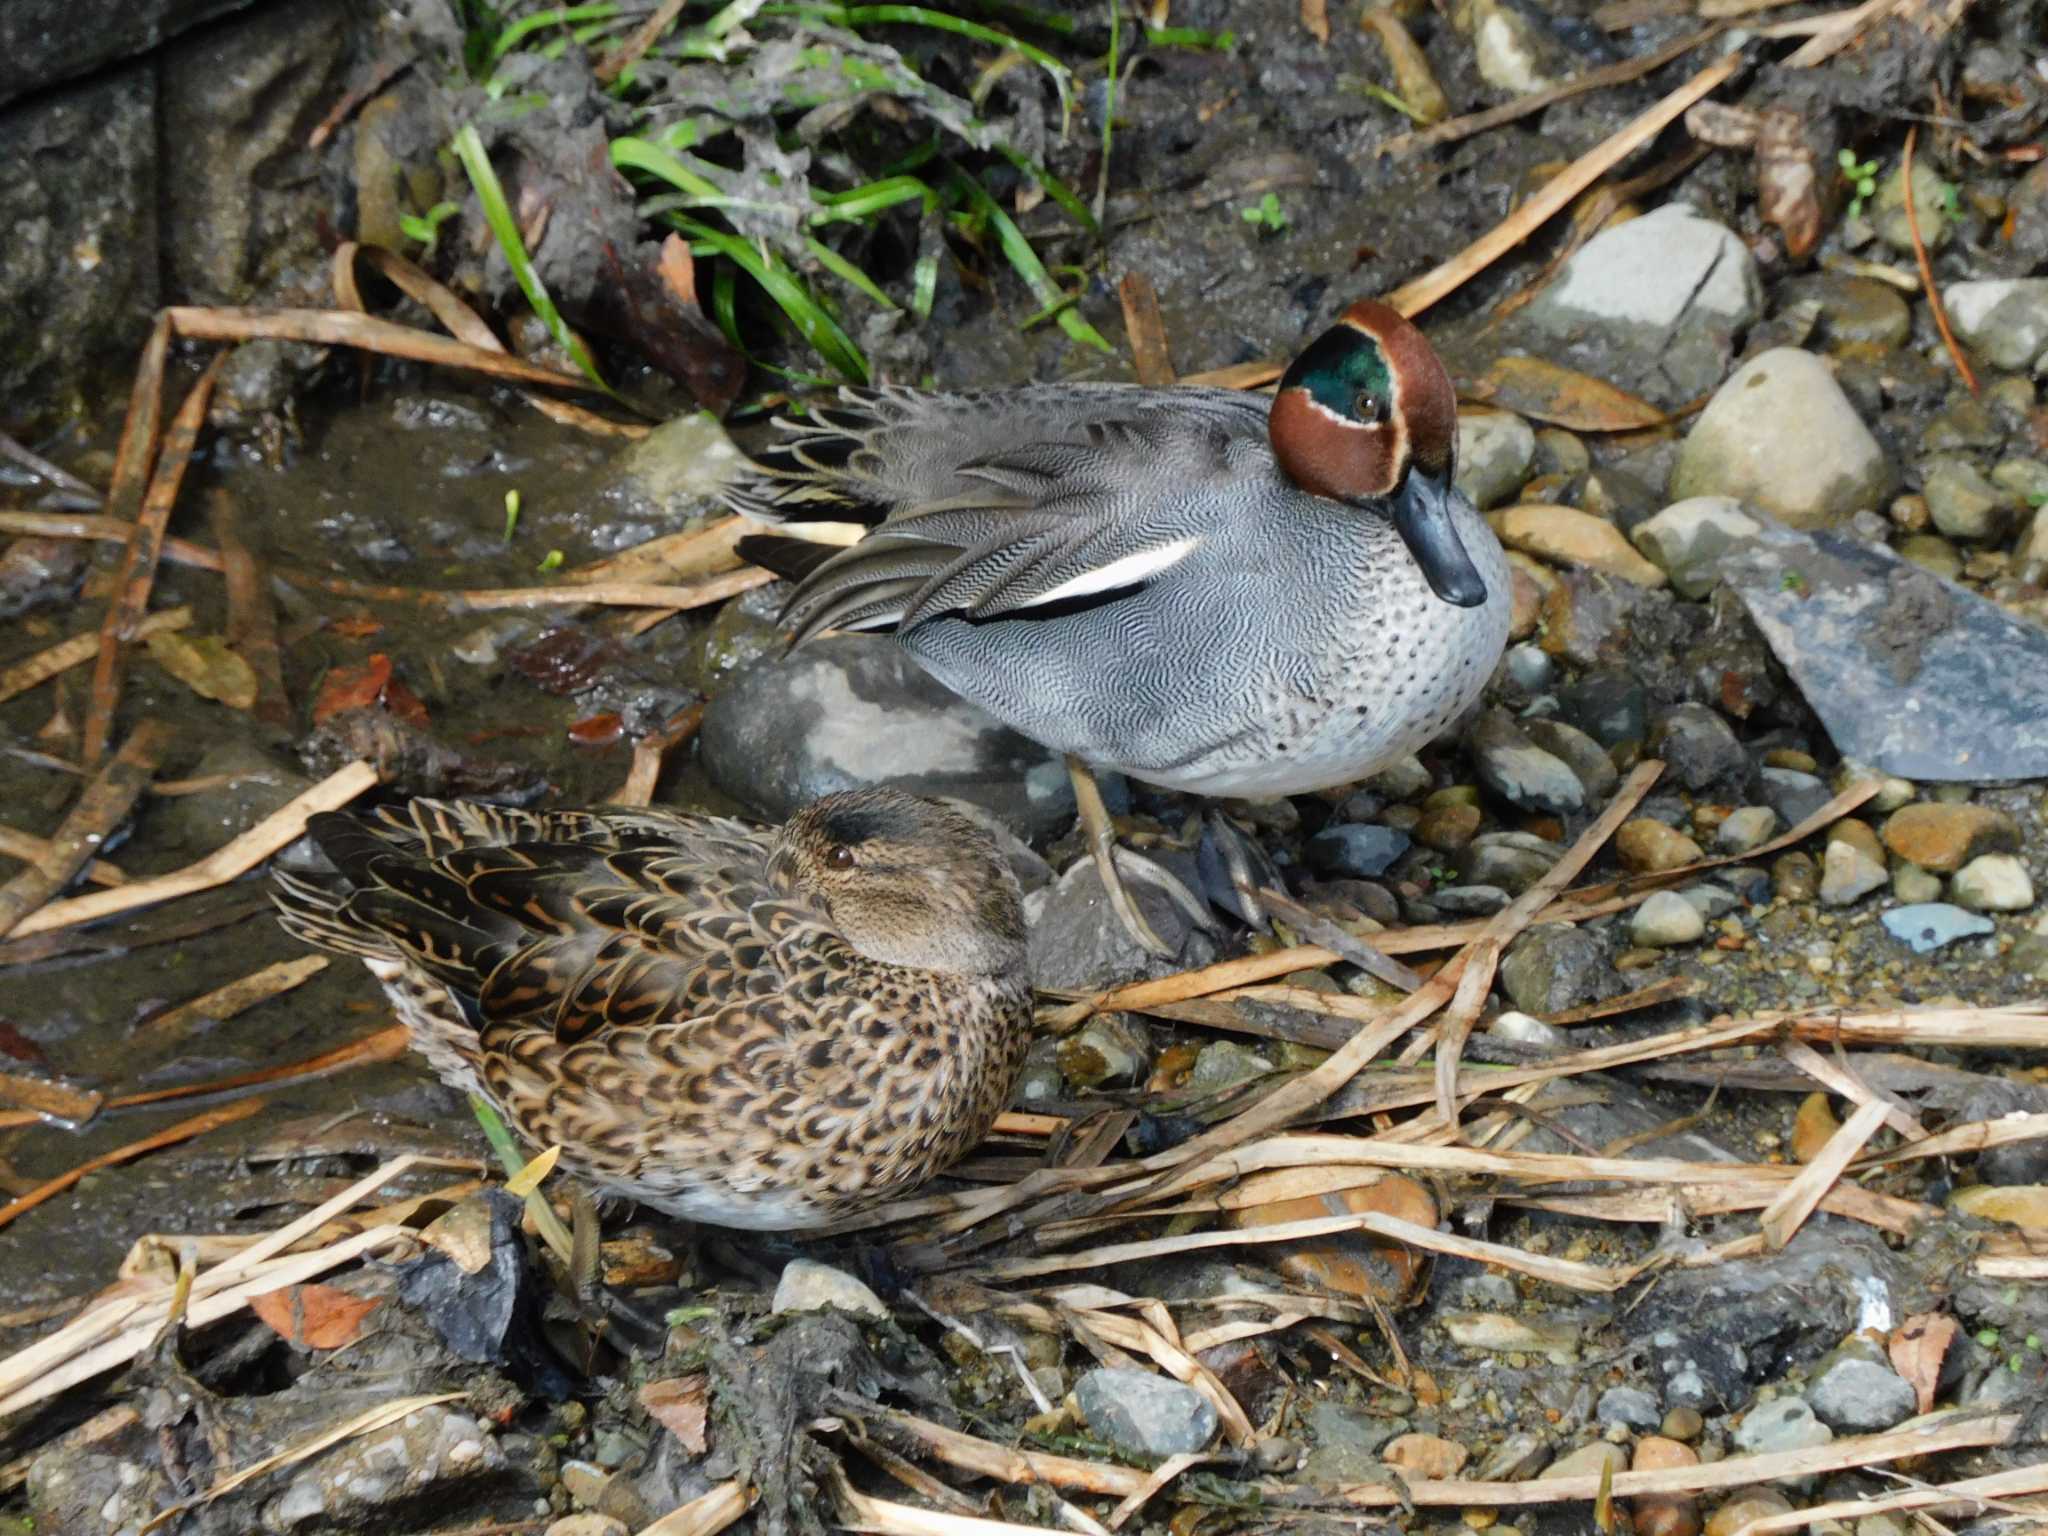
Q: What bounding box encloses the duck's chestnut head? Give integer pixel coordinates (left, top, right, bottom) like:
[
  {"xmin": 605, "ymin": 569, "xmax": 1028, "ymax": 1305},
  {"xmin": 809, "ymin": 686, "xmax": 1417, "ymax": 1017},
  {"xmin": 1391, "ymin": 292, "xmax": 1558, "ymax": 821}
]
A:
[{"xmin": 1270, "ymin": 299, "xmax": 1488, "ymax": 608}]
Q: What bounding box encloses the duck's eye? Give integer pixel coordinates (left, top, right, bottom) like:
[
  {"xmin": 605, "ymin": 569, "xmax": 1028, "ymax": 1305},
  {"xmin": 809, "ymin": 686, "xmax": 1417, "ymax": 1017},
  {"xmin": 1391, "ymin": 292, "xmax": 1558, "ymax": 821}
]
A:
[
  {"xmin": 1353, "ymin": 390, "xmax": 1389, "ymax": 424},
  {"xmin": 825, "ymin": 844, "xmax": 857, "ymax": 871}
]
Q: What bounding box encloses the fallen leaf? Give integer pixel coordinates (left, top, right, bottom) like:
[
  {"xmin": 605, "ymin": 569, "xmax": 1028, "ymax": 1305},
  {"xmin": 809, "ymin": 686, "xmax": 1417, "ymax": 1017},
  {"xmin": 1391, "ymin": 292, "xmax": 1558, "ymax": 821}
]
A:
[
  {"xmin": 250, "ymin": 1282, "xmax": 382, "ymax": 1350},
  {"xmin": 640, "ymin": 1374, "xmax": 710, "ymax": 1455},
  {"xmin": 327, "ymin": 613, "xmax": 384, "ymax": 639},
  {"xmin": 503, "ymin": 1143, "xmax": 562, "ymax": 1197},
  {"xmin": 382, "ymin": 674, "xmax": 432, "ymax": 729},
  {"xmin": 1888, "ymin": 1312, "xmax": 1959, "ymax": 1415},
  {"xmin": 1300, "ymin": 0, "xmax": 1329, "ymax": 44},
  {"xmin": 419, "ymin": 1198, "xmax": 496, "ymax": 1274},
  {"xmin": 144, "ymin": 630, "xmax": 258, "ymax": 711},
  {"xmin": 312, "ymin": 654, "xmax": 394, "ymax": 724},
  {"xmin": 1756, "ymin": 108, "xmax": 1822, "ymax": 261},
  {"xmin": 1465, "ymin": 356, "xmax": 1667, "ymax": 433},
  {"xmin": 567, "ymin": 711, "xmax": 625, "ymax": 746}
]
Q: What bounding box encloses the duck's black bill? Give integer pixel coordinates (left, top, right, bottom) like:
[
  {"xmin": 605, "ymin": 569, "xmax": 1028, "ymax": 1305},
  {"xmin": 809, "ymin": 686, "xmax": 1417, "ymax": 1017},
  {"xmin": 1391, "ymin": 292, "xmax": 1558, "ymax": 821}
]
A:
[{"xmin": 1393, "ymin": 474, "xmax": 1488, "ymax": 608}]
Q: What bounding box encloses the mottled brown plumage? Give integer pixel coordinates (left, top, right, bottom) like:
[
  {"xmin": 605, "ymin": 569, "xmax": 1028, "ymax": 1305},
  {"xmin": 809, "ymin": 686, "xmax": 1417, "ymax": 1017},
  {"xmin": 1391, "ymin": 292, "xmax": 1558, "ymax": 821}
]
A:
[{"xmin": 273, "ymin": 788, "xmax": 1032, "ymax": 1229}]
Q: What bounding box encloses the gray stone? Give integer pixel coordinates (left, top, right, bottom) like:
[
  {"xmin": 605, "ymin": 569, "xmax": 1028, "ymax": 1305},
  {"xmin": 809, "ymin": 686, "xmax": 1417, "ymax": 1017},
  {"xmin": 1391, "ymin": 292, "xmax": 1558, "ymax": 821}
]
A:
[
  {"xmin": 1365, "ymin": 754, "xmax": 1432, "ymax": 802},
  {"xmin": 1463, "ymin": 0, "xmax": 1569, "ymax": 93},
  {"xmin": 1805, "ymin": 1356, "xmax": 1916, "ymax": 1432},
  {"xmin": 1921, "ymin": 456, "xmax": 2016, "ymax": 542},
  {"xmin": 1187, "ymin": 1041, "xmax": 1276, "ymax": 1093},
  {"xmin": 0, "ymin": 0, "xmax": 252, "ymax": 107},
  {"xmin": 1758, "ymin": 767, "xmax": 1832, "ymax": 829},
  {"xmin": 1522, "ymin": 718, "xmax": 1618, "ymax": 800},
  {"xmin": 1500, "ymin": 924, "xmax": 1616, "ymax": 1015},
  {"xmin": 1631, "ymin": 890, "xmax": 1705, "ymax": 947},
  {"xmin": 1432, "ymin": 884, "xmax": 1511, "ymax": 915},
  {"xmin": 701, "ymin": 634, "xmax": 1070, "ymax": 838},
  {"xmin": 1872, "ymin": 158, "xmax": 1953, "ymax": 257},
  {"xmin": 268, "ymin": 1403, "xmax": 507, "ymax": 1531},
  {"xmin": 1561, "ymin": 670, "xmax": 1649, "ymax": 750},
  {"xmin": 1952, "ymin": 854, "xmax": 2035, "ymax": 912},
  {"xmin": 1630, "ymin": 496, "xmax": 1763, "ymax": 598},
  {"xmin": 1461, "ymin": 837, "xmax": 1556, "ymax": 895},
  {"xmin": 1648, "ymin": 704, "xmax": 1744, "ymax": 790},
  {"xmin": 1467, "ymin": 708, "xmax": 1585, "ymax": 815},
  {"xmin": 1944, "ymin": 278, "xmax": 2048, "ymax": 371},
  {"xmin": 1595, "ymin": 1387, "xmax": 1662, "ymax": 1433},
  {"xmin": 1670, "ymin": 349, "xmax": 1896, "ymax": 529},
  {"xmin": 1055, "ymin": 1014, "xmax": 1151, "ymax": 1089},
  {"xmin": 1716, "ymin": 806, "xmax": 1780, "ymax": 853},
  {"xmin": 1893, "ymin": 863, "xmax": 1943, "ymax": 903},
  {"xmin": 1308, "ymin": 823, "xmax": 1411, "ymax": 879},
  {"xmin": 0, "ymin": 62, "xmax": 159, "ymax": 426},
  {"xmin": 1818, "ymin": 839, "xmax": 1888, "ymax": 908},
  {"xmin": 773, "ymin": 1259, "xmax": 888, "ymax": 1320},
  {"xmin": 1456, "ymin": 410, "xmax": 1537, "ymax": 509},
  {"xmin": 1882, "ymin": 903, "xmax": 1995, "ymax": 953},
  {"xmin": 1732, "ymin": 1397, "xmax": 1834, "ymax": 1459},
  {"xmin": 1721, "ymin": 521, "xmax": 2048, "ymax": 781},
  {"xmin": 1026, "ymin": 860, "xmax": 1216, "ymax": 992},
  {"xmin": 1503, "ymin": 642, "xmax": 1554, "ymax": 693},
  {"xmin": 1076, "ymin": 1368, "xmax": 1219, "ymax": 1458},
  {"xmin": 1524, "ymin": 204, "xmax": 1762, "ymax": 401},
  {"xmin": 1473, "ymin": 1431, "xmax": 1552, "ymax": 1481}
]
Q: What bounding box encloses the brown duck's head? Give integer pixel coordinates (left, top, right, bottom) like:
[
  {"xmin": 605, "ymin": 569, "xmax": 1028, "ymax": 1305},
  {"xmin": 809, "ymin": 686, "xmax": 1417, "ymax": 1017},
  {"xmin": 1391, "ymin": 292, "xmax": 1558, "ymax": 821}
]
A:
[
  {"xmin": 1269, "ymin": 298, "xmax": 1490, "ymax": 609},
  {"xmin": 779, "ymin": 788, "xmax": 1028, "ymax": 978}
]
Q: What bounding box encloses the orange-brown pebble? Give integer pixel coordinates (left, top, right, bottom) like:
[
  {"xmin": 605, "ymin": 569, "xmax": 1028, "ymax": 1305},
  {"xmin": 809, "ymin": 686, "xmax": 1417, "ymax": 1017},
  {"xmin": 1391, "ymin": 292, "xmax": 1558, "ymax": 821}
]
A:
[
  {"xmin": 1383, "ymin": 1432, "xmax": 1470, "ymax": 1480},
  {"xmin": 1703, "ymin": 1488, "xmax": 1793, "ymax": 1536},
  {"xmin": 1691, "ymin": 804, "xmax": 1733, "ymax": 837},
  {"xmin": 1881, "ymin": 803, "xmax": 2020, "ymax": 872},
  {"xmin": 1224, "ymin": 1171, "xmax": 1437, "ymax": 1304},
  {"xmin": 1792, "ymin": 1091, "xmax": 1843, "ymax": 1163},
  {"xmin": 1826, "ymin": 817, "xmax": 1884, "ymax": 863},
  {"xmin": 1630, "ymin": 1435, "xmax": 1702, "ymax": 1534},
  {"xmin": 1507, "ymin": 565, "xmax": 1544, "ymax": 640},
  {"xmin": 1616, "ymin": 818, "xmax": 1705, "ymax": 873},
  {"xmin": 1631, "ymin": 1437, "xmax": 1698, "ymax": 1472},
  {"xmin": 1417, "ymin": 801, "xmax": 1483, "ymax": 853}
]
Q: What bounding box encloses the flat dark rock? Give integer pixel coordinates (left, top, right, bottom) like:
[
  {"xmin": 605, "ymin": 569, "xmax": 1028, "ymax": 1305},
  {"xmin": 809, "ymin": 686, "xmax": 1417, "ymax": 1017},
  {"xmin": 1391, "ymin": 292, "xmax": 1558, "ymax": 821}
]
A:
[{"xmin": 1721, "ymin": 521, "xmax": 2048, "ymax": 782}]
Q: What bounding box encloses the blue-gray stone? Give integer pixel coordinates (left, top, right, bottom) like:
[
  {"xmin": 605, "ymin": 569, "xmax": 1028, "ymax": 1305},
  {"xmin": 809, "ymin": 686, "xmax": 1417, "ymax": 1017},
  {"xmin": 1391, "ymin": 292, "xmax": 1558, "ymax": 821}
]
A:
[
  {"xmin": 1076, "ymin": 1368, "xmax": 1219, "ymax": 1459},
  {"xmin": 1806, "ymin": 1356, "xmax": 1917, "ymax": 1432},
  {"xmin": 1596, "ymin": 1386, "xmax": 1662, "ymax": 1432},
  {"xmin": 1882, "ymin": 903, "xmax": 1995, "ymax": 954},
  {"xmin": 1308, "ymin": 823, "xmax": 1411, "ymax": 878}
]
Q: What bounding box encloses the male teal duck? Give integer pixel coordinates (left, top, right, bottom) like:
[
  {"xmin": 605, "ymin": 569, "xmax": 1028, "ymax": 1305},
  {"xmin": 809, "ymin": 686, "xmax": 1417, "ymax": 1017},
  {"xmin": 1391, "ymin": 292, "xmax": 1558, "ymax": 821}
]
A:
[
  {"xmin": 272, "ymin": 788, "xmax": 1032, "ymax": 1229},
  {"xmin": 730, "ymin": 300, "xmax": 1512, "ymax": 804}
]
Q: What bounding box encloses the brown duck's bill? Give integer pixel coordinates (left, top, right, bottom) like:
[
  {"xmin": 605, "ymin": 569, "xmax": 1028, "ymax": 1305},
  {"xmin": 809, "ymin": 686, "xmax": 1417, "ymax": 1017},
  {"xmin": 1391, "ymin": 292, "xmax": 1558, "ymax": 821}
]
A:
[{"xmin": 1392, "ymin": 473, "xmax": 1488, "ymax": 608}]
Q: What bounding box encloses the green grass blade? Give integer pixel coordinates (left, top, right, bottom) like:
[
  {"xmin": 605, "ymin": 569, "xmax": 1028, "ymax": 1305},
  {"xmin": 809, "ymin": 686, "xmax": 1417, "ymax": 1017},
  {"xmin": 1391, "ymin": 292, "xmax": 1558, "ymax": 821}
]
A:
[
  {"xmin": 671, "ymin": 214, "xmax": 870, "ymax": 382},
  {"xmin": 805, "ymin": 237, "xmax": 899, "ymax": 310},
  {"xmin": 811, "ymin": 175, "xmax": 938, "ymax": 222},
  {"xmin": 489, "ymin": 3, "xmax": 621, "ymax": 59},
  {"xmin": 1145, "ymin": 24, "xmax": 1234, "ymax": 49},
  {"xmin": 610, "ymin": 135, "xmax": 727, "ymax": 199},
  {"xmin": 467, "ymin": 1093, "xmax": 575, "ymax": 1265},
  {"xmin": 998, "ymin": 147, "xmax": 1098, "ymax": 236},
  {"xmin": 764, "ymin": 4, "xmax": 1071, "ymax": 126},
  {"xmin": 452, "ymin": 123, "xmax": 618, "ymax": 396},
  {"xmin": 950, "ymin": 169, "xmax": 1110, "ymax": 353}
]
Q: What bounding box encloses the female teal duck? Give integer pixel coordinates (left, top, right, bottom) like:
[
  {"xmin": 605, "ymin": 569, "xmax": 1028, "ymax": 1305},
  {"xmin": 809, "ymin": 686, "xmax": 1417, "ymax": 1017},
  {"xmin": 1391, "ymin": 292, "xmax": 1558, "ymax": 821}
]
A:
[
  {"xmin": 273, "ymin": 788, "xmax": 1032, "ymax": 1229},
  {"xmin": 730, "ymin": 300, "xmax": 1511, "ymax": 803}
]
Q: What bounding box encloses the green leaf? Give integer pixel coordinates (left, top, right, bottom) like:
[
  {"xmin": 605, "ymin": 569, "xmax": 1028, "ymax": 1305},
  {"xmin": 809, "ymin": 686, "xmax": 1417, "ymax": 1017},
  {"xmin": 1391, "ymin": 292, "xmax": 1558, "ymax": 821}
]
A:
[
  {"xmin": 667, "ymin": 214, "xmax": 870, "ymax": 382},
  {"xmin": 948, "ymin": 167, "xmax": 1111, "ymax": 353}
]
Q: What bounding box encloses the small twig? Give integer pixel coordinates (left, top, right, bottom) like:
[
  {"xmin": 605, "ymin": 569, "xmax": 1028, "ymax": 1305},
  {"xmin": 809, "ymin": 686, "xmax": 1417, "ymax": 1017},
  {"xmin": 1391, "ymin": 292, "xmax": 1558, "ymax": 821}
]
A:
[
  {"xmin": 0, "ymin": 719, "xmax": 171, "ymax": 939},
  {"xmin": 0, "ymin": 820, "xmax": 125, "ymax": 889},
  {"xmin": 1117, "ymin": 272, "xmax": 1176, "ymax": 387},
  {"xmin": 132, "ymin": 956, "xmax": 330, "ymax": 1049},
  {"xmin": 0, "ymin": 1098, "xmax": 265, "ymax": 1235},
  {"xmin": 209, "ymin": 489, "xmax": 292, "ymax": 727},
  {"xmin": 0, "ymin": 433, "xmax": 101, "ymax": 501},
  {"xmin": 634, "ymin": 1479, "xmax": 756, "ymax": 1536},
  {"xmin": 615, "ymin": 702, "xmax": 707, "ymax": 807},
  {"xmin": 1902, "ymin": 125, "xmax": 1978, "ymax": 396},
  {"xmin": 0, "ymin": 607, "xmax": 193, "ymax": 710},
  {"xmin": 596, "ymin": 0, "xmax": 689, "ymax": 83}
]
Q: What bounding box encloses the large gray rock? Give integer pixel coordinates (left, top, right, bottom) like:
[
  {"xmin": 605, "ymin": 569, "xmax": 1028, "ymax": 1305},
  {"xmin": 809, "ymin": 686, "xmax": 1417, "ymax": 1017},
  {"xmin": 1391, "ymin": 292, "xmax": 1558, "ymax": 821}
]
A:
[
  {"xmin": 1670, "ymin": 349, "xmax": 1896, "ymax": 528},
  {"xmin": 1076, "ymin": 1368, "xmax": 1219, "ymax": 1458},
  {"xmin": 1026, "ymin": 858, "xmax": 1216, "ymax": 991},
  {"xmin": 1943, "ymin": 279, "xmax": 2048, "ymax": 371},
  {"xmin": 0, "ymin": 0, "xmax": 251, "ymax": 107},
  {"xmin": 1523, "ymin": 204, "xmax": 1763, "ymax": 401},
  {"xmin": 700, "ymin": 634, "xmax": 1072, "ymax": 837},
  {"xmin": 1499, "ymin": 924, "xmax": 1616, "ymax": 1015}
]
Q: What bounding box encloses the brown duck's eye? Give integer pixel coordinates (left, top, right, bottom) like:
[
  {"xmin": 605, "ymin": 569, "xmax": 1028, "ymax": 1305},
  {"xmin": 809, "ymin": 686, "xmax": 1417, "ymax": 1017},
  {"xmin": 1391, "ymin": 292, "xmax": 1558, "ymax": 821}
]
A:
[
  {"xmin": 1353, "ymin": 390, "xmax": 1389, "ymax": 424},
  {"xmin": 825, "ymin": 844, "xmax": 857, "ymax": 870}
]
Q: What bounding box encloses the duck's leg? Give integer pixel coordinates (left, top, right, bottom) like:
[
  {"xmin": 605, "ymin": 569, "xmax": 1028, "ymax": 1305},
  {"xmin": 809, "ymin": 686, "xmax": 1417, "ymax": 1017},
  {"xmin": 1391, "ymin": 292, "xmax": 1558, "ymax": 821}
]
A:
[{"xmin": 1068, "ymin": 755, "xmax": 1178, "ymax": 957}]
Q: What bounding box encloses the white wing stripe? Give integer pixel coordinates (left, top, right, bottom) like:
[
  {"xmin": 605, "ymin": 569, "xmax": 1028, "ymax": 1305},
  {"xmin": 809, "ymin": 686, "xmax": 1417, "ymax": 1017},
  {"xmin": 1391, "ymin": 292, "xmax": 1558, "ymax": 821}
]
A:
[{"xmin": 1023, "ymin": 536, "xmax": 1201, "ymax": 608}]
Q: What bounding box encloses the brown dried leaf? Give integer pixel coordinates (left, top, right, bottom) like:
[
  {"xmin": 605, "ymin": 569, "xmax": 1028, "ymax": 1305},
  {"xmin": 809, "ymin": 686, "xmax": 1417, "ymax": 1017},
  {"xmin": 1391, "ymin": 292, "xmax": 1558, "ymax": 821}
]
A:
[
  {"xmin": 640, "ymin": 1374, "xmax": 709, "ymax": 1455},
  {"xmin": 144, "ymin": 630, "xmax": 258, "ymax": 711},
  {"xmin": 249, "ymin": 1282, "xmax": 382, "ymax": 1350},
  {"xmin": 1300, "ymin": 0, "xmax": 1330, "ymax": 43},
  {"xmin": 1466, "ymin": 357, "xmax": 1666, "ymax": 433},
  {"xmin": 311, "ymin": 654, "xmax": 394, "ymax": 724},
  {"xmin": 1756, "ymin": 108, "xmax": 1823, "ymax": 261},
  {"xmin": 1685, "ymin": 100, "xmax": 1761, "ymax": 149},
  {"xmin": 1889, "ymin": 1312, "xmax": 1959, "ymax": 1415}
]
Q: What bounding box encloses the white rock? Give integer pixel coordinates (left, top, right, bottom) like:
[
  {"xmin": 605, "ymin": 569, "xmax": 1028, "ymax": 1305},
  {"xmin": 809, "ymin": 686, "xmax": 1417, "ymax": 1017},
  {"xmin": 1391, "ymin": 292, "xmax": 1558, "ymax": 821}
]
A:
[
  {"xmin": 1631, "ymin": 890, "xmax": 1706, "ymax": 947},
  {"xmin": 1630, "ymin": 495, "xmax": 1763, "ymax": 598},
  {"xmin": 1669, "ymin": 349, "xmax": 1897, "ymax": 529},
  {"xmin": 1487, "ymin": 1010, "xmax": 1567, "ymax": 1048},
  {"xmin": 1531, "ymin": 204, "xmax": 1763, "ymax": 332},
  {"xmin": 1943, "ymin": 279, "xmax": 2048, "ymax": 371},
  {"xmin": 1466, "ymin": 0, "xmax": 1560, "ymax": 93},
  {"xmin": 2020, "ymin": 504, "xmax": 2048, "ymax": 570},
  {"xmin": 1951, "ymin": 854, "xmax": 2035, "ymax": 913},
  {"xmin": 1818, "ymin": 839, "xmax": 1888, "ymax": 908},
  {"xmin": 772, "ymin": 1259, "xmax": 888, "ymax": 1320},
  {"xmin": 1456, "ymin": 410, "xmax": 1537, "ymax": 509},
  {"xmin": 1715, "ymin": 805, "xmax": 1780, "ymax": 854}
]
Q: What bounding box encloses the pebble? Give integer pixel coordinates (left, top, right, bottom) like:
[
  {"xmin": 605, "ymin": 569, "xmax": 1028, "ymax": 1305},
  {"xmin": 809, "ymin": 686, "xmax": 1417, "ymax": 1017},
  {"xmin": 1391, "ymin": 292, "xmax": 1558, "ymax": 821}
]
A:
[
  {"xmin": 1503, "ymin": 641, "xmax": 1554, "ymax": 693},
  {"xmin": 1630, "ymin": 496, "xmax": 1762, "ymax": 598},
  {"xmin": 1500, "ymin": 924, "xmax": 1616, "ymax": 1014},
  {"xmin": 1488, "ymin": 504, "xmax": 1668, "ymax": 586},
  {"xmin": 1468, "ymin": 709, "xmax": 1586, "ymax": 815},
  {"xmin": 1075, "ymin": 1369, "xmax": 1219, "ymax": 1458},
  {"xmin": 1776, "ymin": 272, "xmax": 1912, "ymax": 351},
  {"xmin": 1704, "ymin": 1490, "xmax": 1793, "ymax": 1536},
  {"xmin": 1226, "ymin": 1173, "xmax": 1437, "ymax": 1304},
  {"xmin": 1309, "ymin": 823, "xmax": 1411, "ymax": 879},
  {"xmin": 1772, "ymin": 852, "xmax": 1819, "ymax": 902},
  {"xmin": 1474, "ymin": 1431, "xmax": 1553, "ymax": 1481},
  {"xmin": 1541, "ymin": 1441, "xmax": 1630, "ymax": 1480},
  {"xmin": 1456, "ymin": 410, "xmax": 1537, "ymax": 509},
  {"xmin": 1367, "ymin": 755, "xmax": 1432, "ymax": 802},
  {"xmin": 1883, "ymin": 902, "xmax": 1995, "ymax": 953},
  {"xmin": 1943, "ymin": 278, "xmax": 2048, "ymax": 370},
  {"xmin": 1056, "ymin": 1014, "xmax": 1151, "ymax": 1089},
  {"xmin": 547, "ymin": 1519, "xmax": 629, "ymax": 1536},
  {"xmin": 1882, "ymin": 803, "xmax": 2021, "ymax": 872},
  {"xmin": 1488, "ymin": 1010, "xmax": 1567, "ymax": 1049},
  {"xmin": 1872, "ymin": 157, "xmax": 1952, "ymax": 254},
  {"xmin": 1649, "ymin": 704, "xmax": 1746, "ymax": 790},
  {"xmin": 1670, "ymin": 349, "xmax": 1896, "ymax": 529},
  {"xmin": 1732, "ymin": 1397, "xmax": 1834, "ymax": 1458},
  {"xmin": 1660, "ymin": 1406, "xmax": 1704, "ymax": 1441},
  {"xmin": 1433, "ymin": 884, "xmax": 1511, "ymax": 915},
  {"xmin": 1630, "ymin": 1437, "xmax": 1702, "ymax": 1536},
  {"xmin": 1632, "ymin": 891, "xmax": 1706, "ymax": 948},
  {"xmin": 1951, "ymin": 853, "xmax": 2035, "ymax": 911},
  {"xmin": 1417, "ymin": 801, "xmax": 1483, "ymax": 853},
  {"xmin": 1186, "ymin": 1041, "xmax": 1276, "ymax": 1093},
  {"xmin": 1899, "ymin": 533, "xmax": 1962, "ymax": 578},
  {"xmin": 1892, "ymin": 863, "xmax": 1942, "ymax": 903},
  {"xmin": 1382, "ymin": 1432, "xmax": 1470, "ymax": 1480},
  {"xmin": 1806, "ymin": 1356, "xmax": 1917, "ymax": 1432},
  {"xmin": 1715, "ymin": 806, "xmax": 1779, "ymax": 854},
  {"xmin": 1523, "ymin": 718, "xmax": 1618, "ymax": 800},
  {"xmin": 772, "ymin": 1259, "xmax": 888, "ymax": 1320},
  {"xmin": 1818, "ymin": 838, "xmax": 1888, "ymax": 908},
  {"xmin": 1921, "ymin": 456, "xmax": 2017, "ymax": 542},
  {"xmin": 1617, "ymin": 818, "xmax": 1705, "ymax": 873},
  {"xmin": 1758, "ymin": 767, "xmax": 1830, "ymax": 828},
  {"xmin": 1465, "ymin": 0, "xmax": 1567, "ymax": 93},
  {"xmin": 1597, "ymin": 1386, "xmax": 1663, "ymax": 1432},
  {"xmin": 1028, "ymin": 861, "xmax": 1215, "ymax": 991},
  {"xmin": 1462, "ymin": 833, "xmax": 1559, "ymax": 894}
]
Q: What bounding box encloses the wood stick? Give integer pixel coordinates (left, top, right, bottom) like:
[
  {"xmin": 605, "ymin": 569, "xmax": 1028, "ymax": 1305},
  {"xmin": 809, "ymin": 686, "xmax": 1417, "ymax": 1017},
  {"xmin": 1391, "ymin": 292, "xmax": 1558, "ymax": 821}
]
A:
[
  {"xmin": 0, "ymin": 1098, "xmax": 264, "ymax": 1234},
  {"xmin": 0, "ymin": 820, "xmax": 126, "ymax": 888},
  {"xmin": 208, "ymin": 489, "xmax": 292, "ymax": 726},
  {"xmin": 0, "ymin": 607, "xmax": 193, "ymax": 708},
  {"xmin": 615, "ymin": 702, "xmax": 705, "ymax": 807},
  {"xmin": 1117, "ymin": 273, "xmax": 1177, "ymax": 387},
  {"xmin": 165, "ymin": 307, "xmax": 599, "ymax": 392},
  {"xmin": 0, "ymin": 720, "xmax": 171, "ymax": 939},
  {"xmin": 132, "ymin": 956, "xmax": 330, "ymax": 1047}
]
